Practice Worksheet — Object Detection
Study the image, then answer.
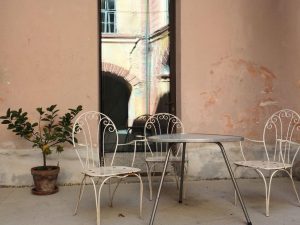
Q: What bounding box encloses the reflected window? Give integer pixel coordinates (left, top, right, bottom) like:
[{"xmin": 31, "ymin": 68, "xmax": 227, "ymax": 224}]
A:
[{"xmin": 101, "ymin": 0, "xmax": 116, "ymax": 33}]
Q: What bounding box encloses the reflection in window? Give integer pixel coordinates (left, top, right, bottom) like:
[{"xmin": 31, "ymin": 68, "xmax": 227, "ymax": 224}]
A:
[
  {"xmin": 101, "ymin": 0, "xmax": 170, "ymax": 127},
  {"xmin": 101, "ymin": 0, "xmax": 116, "ymax": 33}
]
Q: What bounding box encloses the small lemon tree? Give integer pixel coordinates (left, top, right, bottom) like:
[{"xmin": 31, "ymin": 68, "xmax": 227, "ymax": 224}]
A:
[{"xmin": 0, "ymin": 105, "xmax": 82, "ymax": 168}]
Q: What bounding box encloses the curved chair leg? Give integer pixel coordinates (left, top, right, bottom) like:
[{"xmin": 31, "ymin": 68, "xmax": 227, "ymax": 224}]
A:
[
  {"xmin": 74, "ymin": 175, "xmax": 87, "ymax": 215},
  {"xmin": 146, "ymin": 162, "xmax": 154, "ymax": 201},
  {"xmin": 255, "ymin": 169, "xmax": 296, "ymax": 217},
  {"xmin": 266, "ymin": 170, "xmax": 282, "ymax": 217},
  {"xmin": 90, "ymin": 176, "xmax": 117, "ymax": 225},
  {"xmin": 234, "ymin": 167, "xmax": 275, "ymax": 216},
  {"xmin": 284, "ymin": 170, "xmax": 300, "ymax": 204},
  {"xmin": 255, "ymin": 169, "xmax": 270, "ymax": 216},
  {"xmin": 90, "ymin": 177, "xmax": 101, "ymax": 225},
  {"xmin": 132, "ymin": 173, "xmax": 144, "ymax": 217}
]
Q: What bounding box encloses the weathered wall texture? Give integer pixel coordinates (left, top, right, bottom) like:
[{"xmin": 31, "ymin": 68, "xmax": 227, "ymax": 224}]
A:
[
  {"xmin": 1, "ymin": 0, "xmax": 300, "ymax": 185},
  {"xmin": 180, "ymin": 0, "xmax": 300, "ymax": 136},
  {"xmin": 179, "ymin": 0, "xmax": 300, "ymax": 180}
]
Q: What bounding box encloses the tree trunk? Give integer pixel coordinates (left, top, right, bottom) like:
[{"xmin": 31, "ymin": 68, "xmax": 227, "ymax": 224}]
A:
[{"xmin": 43, "ymin": 152, "xmax": 46, "ymax": 167}]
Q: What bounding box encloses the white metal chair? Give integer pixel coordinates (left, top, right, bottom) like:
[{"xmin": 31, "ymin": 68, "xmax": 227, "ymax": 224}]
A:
[
  {"xmin": 72, "ymin": 111, "xmax": 143, "ymax": 225},
  {"xmin": 234, "ymin": 109, "xmax": 300, "ymax": 216},
  {"xmin": 137, "ymin": 113, "xmax": 187, "ymax": 200}
]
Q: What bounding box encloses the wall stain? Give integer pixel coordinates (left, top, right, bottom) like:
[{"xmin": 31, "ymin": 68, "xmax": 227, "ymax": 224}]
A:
[
  {"xmin": 209, "ymin": 56, "xmax": 280, "ymax": 137},
  {"xmin": 224, "ymin": 115, "xmax": 234, "ymax": 129},
  {"xmin": 259, "ymin": 98, "xmax": 278, "ymax": 107},
  {"xmin": 233, "ymin": 59, "xmax": 276, "ymax": 94},
  {"xmin": 211, "ymin": 57, "xmax": 277, "ymax": 94},
  {"xmin": 211, "ymin": 55, "xmax": 231, "ymax": 67},
  {"xmin": 204, "ymin": 95, "xmax": 216, "ymax": 107},
  {"xmin": 203, "ymin": 89, "xmax": 221, "ymax": 108}
]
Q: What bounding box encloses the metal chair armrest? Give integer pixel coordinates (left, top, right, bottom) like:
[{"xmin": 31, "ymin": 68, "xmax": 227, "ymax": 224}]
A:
[{"xmin": 244, "ymin": 137, "xmax": 264, "ymax": 143}]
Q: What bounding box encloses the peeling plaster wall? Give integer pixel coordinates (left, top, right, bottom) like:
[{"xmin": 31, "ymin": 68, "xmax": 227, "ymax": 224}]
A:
[
  {"xmin": 180, "ymin": 0, "xmax": 300, "ymax": 136},
  {"xmin": 179, "ymin": 0, "xmax": 300, "ymax": 181}
]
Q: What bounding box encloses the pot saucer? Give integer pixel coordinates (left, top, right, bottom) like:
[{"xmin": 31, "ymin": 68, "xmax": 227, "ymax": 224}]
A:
[{"xmin": 31, "ymin": 186, "xmax": 59, "ymax": 195}]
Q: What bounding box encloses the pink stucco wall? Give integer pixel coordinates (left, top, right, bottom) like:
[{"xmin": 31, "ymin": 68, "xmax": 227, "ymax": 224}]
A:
[
  {"xmin": 1, "ymin": 0, "xmax": 300, "ymax": 146},
  {"xmin": 179, "ymin": 0, "xmax": 300, "ymax": 138},
  {"xmin": 0, "ymin": 0, "xmax": 98, "ymax": 148}
]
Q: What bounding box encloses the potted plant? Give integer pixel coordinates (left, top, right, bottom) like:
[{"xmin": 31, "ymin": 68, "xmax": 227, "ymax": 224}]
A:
[{"xmin": 0, "ymin": 104, "xmax": 82, "ymax": 195}]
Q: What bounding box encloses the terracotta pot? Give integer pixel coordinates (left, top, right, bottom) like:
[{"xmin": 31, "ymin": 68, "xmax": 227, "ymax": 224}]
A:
[{"xmin": 31, "ymin": 166, "xmax": 60, "ymax": 195}]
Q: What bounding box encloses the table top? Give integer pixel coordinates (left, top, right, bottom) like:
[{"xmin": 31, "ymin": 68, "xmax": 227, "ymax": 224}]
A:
[{"xmin": 147, "ymin": 133, "xmax": 244, "ymax": 143}]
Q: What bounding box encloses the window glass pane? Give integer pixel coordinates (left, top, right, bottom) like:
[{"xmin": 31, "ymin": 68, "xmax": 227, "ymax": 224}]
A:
[
  {"xmin": 108, "ymin": 0, "xmax": 115, "ymax": 10},
  {"xmin": 101, "ymin": 12, "xmax": 105, "ymax": 22},
  {"xmin": 101, "ymin": 0, "xmax": 105, "ymax": 9},
  {"xmin": 109, "ymin": 13, "xmax": 114, "ymax": 23},
  {"xmin": 109, "ymin": 24, "xmax": 114, "ymax": 33}
]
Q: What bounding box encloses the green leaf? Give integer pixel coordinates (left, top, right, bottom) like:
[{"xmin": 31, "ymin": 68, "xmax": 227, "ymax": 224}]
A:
[
  {"xmin": 1, "ymin": 120, "xmax": 11, "ymax": 124},
  {"xmin": 11, "ymin": 111, "xmax": 18, "ymax": 119},
  {"xmin": 47, "ymin": 105, "xmax": 57, "ymax": 112},
  {"xmin": 65, "ymin": 127, "xmax": 72, "ymax": 132},
  {"xmin": 6, "ymin": 108, "xmax": 11, "ymax": 117},
  {"xmin": 56, "ymin": 145, "xmax": 64, "ymax": 153},
  {"xmin": 76, "ymin": 105, "xmax": 83, "ymax": 112},
  {"xmin": 36, "ymin": 107, "xmax": 44, "ymax": 115}
]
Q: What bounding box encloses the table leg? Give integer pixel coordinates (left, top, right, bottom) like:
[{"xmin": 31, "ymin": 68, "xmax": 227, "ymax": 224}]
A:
[
  {"xmin": 149, "ymin": 146, "xmax": 172, "ymax": 225},
  {"xmin": 216, "ymin": 142, "xmax": 252, "ymax": 225},
  {"xmin": 179, "ymin": 142, "xmax": 186, "ymax": 203}
]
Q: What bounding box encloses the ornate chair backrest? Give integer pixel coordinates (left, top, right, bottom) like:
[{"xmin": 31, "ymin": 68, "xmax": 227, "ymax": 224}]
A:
[
  {"xmin": 72, "ymin": 111, "xmax": 119, "ymax": 169},
  {"xmin": 144, "ymin": 113, "xmax": 184, "ymax": 157},
  {"xmin": 131, "ymin": 114, "xmax": 151, "ymax": 137},
  {"xmin": 262, "ymin": 109, "xmax": 300, "ymax": 166}
]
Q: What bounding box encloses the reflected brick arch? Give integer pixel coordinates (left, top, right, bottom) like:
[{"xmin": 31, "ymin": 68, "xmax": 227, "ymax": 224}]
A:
[{"xmin": 101, "ymin": 62, "xmax": 140, "ymax": 86}]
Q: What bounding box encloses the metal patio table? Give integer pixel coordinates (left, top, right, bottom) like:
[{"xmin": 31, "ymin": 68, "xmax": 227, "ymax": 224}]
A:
[{"xmin": 147, "ymin": 133, "xmax": 252, "ymax": 225}]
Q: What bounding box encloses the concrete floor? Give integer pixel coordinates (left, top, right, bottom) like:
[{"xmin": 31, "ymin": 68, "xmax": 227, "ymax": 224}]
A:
[{"xmin": 0, "ymin": 178, "xmax": 300, "ymax": 225}]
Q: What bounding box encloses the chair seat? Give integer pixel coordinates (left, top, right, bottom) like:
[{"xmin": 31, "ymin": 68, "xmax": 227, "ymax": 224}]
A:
[
  {"xmin": 83, "ymin": 166, "xmax": 141, "ymax": 177},
  {"xmin": 145, "ymin": 156, "xmax": 187, "ymax": 163},
  {"xmin": 234, "ymin": 160, "xmax": 292, "ymax": 170}
]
